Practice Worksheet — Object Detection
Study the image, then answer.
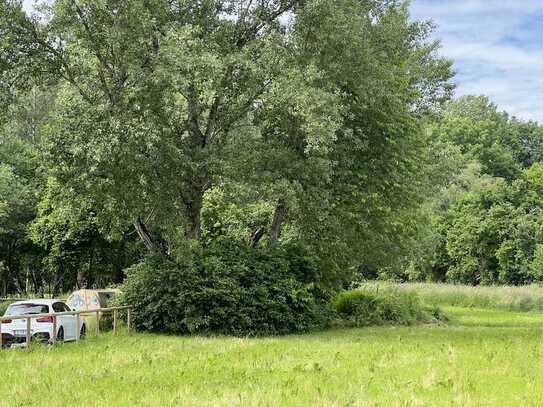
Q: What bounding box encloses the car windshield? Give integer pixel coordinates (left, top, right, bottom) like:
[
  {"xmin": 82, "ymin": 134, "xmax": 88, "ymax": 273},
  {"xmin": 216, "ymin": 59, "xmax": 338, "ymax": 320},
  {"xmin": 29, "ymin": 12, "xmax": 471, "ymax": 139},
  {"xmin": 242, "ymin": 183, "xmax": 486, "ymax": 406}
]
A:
[{"xmin": 6, "ymin": 304, "xmax": 49, "ymax": 316}]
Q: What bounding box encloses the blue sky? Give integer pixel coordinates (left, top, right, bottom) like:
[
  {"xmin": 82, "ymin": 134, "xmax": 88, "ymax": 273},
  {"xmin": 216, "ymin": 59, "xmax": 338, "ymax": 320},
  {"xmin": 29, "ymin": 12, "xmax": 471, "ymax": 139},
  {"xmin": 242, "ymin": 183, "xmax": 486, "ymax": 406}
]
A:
[{"xmin": 411, "ymin": 0, "xmax": 543, "ymax": 122}]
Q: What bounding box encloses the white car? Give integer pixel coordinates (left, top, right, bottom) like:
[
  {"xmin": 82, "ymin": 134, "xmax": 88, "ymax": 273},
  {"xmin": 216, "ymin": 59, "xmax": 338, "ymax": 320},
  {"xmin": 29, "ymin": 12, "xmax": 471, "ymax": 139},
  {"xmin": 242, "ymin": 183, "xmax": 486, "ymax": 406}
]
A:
[{"xmin": 1, "ymin": 299, "xmax": 86, "ymax": 347}]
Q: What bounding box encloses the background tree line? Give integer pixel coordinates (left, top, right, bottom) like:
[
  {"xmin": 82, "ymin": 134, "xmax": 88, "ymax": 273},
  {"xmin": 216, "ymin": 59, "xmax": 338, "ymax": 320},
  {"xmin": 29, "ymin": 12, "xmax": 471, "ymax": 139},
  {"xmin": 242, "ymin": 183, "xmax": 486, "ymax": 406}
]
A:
[
  {"xmin": 399, "ymin": 96, "xmax": 543, "ymax": 285},
  {"xmin": 0, "ymin": 0, "xmax": 541, "ymax": 316}
]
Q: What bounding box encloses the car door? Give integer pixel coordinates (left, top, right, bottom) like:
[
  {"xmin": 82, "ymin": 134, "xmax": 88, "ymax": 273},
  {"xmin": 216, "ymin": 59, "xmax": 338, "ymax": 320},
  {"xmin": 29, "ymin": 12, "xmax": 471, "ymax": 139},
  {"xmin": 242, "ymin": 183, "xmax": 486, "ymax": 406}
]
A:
[
  {"xmin": 61, "ymin": 303, "xmax": 77, "ymax": 340},
  {"xmin": 53, "ymin": 302, "xmax": 75, "ymax": 340}
]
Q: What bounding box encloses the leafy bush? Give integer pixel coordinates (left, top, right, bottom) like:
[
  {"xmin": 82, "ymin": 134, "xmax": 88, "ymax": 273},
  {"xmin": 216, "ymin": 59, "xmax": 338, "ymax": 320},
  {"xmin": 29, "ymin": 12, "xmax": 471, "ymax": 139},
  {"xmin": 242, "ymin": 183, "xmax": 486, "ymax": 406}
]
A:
[
  {"xmin": 119, "ymin": 240, "xmax": 331, "ymax": 336},
  {"xmin": 0, "ymin": 300, "xmax": 9, "ymax": 316},
  {"xmin": 332, "ymin": 287, "xmax": 445, "ymax": 327}
]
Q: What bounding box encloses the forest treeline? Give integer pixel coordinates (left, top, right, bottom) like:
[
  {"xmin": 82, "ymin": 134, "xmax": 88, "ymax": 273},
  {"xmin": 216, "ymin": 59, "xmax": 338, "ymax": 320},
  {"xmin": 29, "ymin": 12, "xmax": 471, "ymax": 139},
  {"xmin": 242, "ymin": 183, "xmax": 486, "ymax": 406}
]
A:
[{"xmin": 1, "ymin": 0, "xmax": 542, "ymax": 302}]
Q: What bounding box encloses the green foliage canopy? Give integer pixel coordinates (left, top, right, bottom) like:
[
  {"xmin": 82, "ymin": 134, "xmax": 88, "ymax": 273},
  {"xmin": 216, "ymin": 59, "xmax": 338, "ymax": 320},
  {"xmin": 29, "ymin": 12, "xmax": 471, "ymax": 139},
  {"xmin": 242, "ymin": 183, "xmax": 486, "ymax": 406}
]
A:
[{"xmin": 0, "ymin": 0, "xmax": 454, "ymax": 290}]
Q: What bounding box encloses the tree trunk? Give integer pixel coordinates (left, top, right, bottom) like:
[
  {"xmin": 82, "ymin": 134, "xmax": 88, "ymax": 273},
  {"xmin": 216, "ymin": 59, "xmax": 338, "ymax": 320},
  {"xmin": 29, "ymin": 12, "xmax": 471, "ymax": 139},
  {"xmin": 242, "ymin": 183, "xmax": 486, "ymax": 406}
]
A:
[
  {"xmin": 269, "ymin": 198, "xmax": 287, "ymax": 244},
  {"xmin": 182, "ymin": 180, "xmax": 211, "ymax": 242},
  {"xmin": 115, "ymin": 239, "xmax": 126, "ymax": 284},
  {"xmin": 31, "ymin": 270, "xmax": 40, "ymax": 295},
  {"xmin": 6, "ymin": 241, "xmax": 13, "ymax": 289},
  {"xmin": 25, "ymin": 267, "xmax": 30, "ymax": 297},
  {"xmin": 53, "ymin": 266, "xmax": 64, "ymax": 297},
  {"xmin": 134, "ymin": 218, "xmax": 160, "ymax": 252},
  {"xmin": 87, "ymin": 244, "xmax": 94, "ymax": 288},
  {"xmin": 185, "ymin": 191, "xmax": 204, "ymax": 240},
  {"xmin": 2, "ymin": 279, "xmax": 6, "ymax": 298},
  {"xmin": 249, "ymin": 227, "xmax": 265, "ymax": 248},
  {"xmin": 76, "ymin": 268, "xmax": 84, "ymax": 289}
]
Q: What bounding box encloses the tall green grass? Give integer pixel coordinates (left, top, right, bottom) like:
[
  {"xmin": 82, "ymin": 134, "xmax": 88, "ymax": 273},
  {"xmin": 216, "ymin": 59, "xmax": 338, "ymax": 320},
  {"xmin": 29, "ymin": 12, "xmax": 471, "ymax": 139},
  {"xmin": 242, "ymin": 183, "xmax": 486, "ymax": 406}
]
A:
[{"xmin": 369, "ymin": 282, "xmax": 543, "ymax": 312}]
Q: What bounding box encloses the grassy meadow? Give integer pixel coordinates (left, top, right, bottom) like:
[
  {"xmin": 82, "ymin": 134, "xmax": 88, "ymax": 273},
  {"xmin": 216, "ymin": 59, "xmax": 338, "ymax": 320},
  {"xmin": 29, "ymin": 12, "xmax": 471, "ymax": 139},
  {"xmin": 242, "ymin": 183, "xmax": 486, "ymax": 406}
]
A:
[{"xmin": 3, "ymin": 299, "xmax": 543, "ymax": 406}]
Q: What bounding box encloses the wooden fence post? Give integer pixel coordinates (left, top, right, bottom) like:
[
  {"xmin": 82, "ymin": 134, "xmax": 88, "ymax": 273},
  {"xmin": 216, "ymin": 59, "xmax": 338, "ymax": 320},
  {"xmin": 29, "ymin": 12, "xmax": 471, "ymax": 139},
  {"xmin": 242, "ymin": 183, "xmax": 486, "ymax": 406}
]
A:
[
  {"xmin": 127, "ymin": 307, "xmax": 131, "ymax": 334},
  {"xmin": 0, "ymin": 321, "xmax": 2, "ymax": 349},
  {"xmin": 26, "ymin": 317, "xmax": 31, "ymax": 350},
  {"xmin": 95, "ymin": 311, "xmax": 100, "ymax": 336},
  {"xmin": 113, "ymin": 309, "xmax": 117, "ymax": 335},
  {"xmin": 75, "ymin": 313, "xmax": 80, "ymax": 341},
  {"xmin": 52, "ymin": 315, "xmax": 57, "ymax": 345}
]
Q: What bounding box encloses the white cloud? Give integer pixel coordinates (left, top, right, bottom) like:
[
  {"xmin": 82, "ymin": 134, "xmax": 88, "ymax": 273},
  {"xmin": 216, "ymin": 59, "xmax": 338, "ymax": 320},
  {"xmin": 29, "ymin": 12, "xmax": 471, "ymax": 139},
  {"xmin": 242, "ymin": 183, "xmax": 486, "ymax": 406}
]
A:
[
  {"xmin": 411, "ymin": 0, "xmax": 543, "ymax": 122},
  {"xmin": 22, "ymin": 0, "xmax": 34, "ymax": 13}
]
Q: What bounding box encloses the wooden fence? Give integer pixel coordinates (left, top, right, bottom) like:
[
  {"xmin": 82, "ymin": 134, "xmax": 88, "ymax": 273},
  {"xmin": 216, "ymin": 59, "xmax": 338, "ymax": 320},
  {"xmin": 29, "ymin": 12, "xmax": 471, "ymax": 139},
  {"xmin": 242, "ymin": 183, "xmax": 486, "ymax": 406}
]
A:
[{"xmin": 0, "ymin": 305, "xmax": 132, "ymax": 350}]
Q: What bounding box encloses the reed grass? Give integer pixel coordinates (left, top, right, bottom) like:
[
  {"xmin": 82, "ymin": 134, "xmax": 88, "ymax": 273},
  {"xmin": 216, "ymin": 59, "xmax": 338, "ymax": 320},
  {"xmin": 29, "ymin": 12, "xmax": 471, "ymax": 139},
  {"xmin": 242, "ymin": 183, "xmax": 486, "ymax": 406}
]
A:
[{"xmin": 367, "ymin": 282, "xmax": 543, "ymax": 312}]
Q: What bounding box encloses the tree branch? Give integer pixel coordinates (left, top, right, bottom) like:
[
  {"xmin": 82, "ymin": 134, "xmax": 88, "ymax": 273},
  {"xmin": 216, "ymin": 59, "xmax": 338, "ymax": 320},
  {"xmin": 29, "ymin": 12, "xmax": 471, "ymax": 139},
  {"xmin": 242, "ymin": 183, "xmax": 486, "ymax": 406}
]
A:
[
  {"xmin": 134, "ymin": 217, "xmax": 159, "ymax": 252},
  {"xmin": 26, "ymin": 20, "xmax": 95, "ymax": 104},
  {"xmin": 236, "ymin": 1, "xmax": 296, "ymax": 47},
  {"xmin": 187, "ymin": 84, "xmax": 204, "ymax": 141},
  {"xmin": 70, "ymin": 0, "xmax": 117, "ymax": 104},
  {"xmin": 204, "ymin": 96, "xmax": 221, "ymax": 146}
]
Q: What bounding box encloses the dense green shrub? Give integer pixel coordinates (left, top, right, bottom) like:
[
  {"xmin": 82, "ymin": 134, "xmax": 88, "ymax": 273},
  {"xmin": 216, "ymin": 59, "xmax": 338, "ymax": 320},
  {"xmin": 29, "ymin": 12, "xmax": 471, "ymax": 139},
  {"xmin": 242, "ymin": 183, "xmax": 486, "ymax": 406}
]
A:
[
  {"xmin": 0, "ymin": 300, "xmax": 9, "ymax": 315},
  {"xmin": 332, "ymin": 288, "xmax": 445, "ymax": 327},
  {"xmin": 119, "ymin": 240, "xmax": 331, "ymax": 336}
]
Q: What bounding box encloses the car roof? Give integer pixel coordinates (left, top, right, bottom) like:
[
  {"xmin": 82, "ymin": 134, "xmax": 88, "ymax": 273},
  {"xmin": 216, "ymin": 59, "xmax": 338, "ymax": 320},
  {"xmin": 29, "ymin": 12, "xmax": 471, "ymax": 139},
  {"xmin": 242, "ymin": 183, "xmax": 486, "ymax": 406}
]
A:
[{"xmin": 9, "ymin": 299, "xmax": 64, "ymax": 306}]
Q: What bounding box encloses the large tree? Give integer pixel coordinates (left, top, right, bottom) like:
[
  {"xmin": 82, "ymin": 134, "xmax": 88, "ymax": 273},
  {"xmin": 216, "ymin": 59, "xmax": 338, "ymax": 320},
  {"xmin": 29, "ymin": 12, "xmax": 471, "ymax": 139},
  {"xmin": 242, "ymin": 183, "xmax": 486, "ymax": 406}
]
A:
[{"xmin": 2, "ymin": 0, "xmax": 453, "ymax": 285}]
